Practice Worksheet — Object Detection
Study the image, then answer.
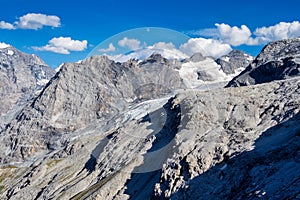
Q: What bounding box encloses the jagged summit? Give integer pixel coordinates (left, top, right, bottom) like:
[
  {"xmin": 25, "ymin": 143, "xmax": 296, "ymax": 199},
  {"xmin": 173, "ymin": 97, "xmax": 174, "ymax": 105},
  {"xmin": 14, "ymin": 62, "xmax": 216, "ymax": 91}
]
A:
[
  {"xmin": 0, "ymin": 38, "xmax": 299, "ymax": 199},
  {"xmin": 227, "ymin": 37, "xmax": 300, "ymax": 87},
  {"xmin": 0, "ymin": 45, "xmax": 55, "ymax": 130},
  {"xmin": 255, "ymin": 37, "xmax": 300, "ymax": 66},
  {"xmin": 216, "ymin": 49, "xmax": 254, "ymax": 75}
]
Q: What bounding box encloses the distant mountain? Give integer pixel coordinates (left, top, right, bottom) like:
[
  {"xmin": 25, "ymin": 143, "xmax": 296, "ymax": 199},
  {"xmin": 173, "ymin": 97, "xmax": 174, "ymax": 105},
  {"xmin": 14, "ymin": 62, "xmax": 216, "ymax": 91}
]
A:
[
  {"xmin": 226, "ymin": 37, "xmax": 300, "ymax": 87},
  {"xmin": 0, "ymin": 50, "xmax": 253, "ymax": 164},
  {"xmin": 180, "ymin": 51, "xmax": 253, "ymax": 88},
  {"xmin": 216, "ymin": 49, "xmax": 254, "ymax": 75},
  {"xmin": 0, "ymin": 45, "xmax": 55, "ymax": 130}
]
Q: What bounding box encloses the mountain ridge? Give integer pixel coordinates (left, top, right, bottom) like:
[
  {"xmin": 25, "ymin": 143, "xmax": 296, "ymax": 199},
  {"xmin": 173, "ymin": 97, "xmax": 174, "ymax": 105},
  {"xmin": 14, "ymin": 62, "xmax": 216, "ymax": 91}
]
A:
[{"xmin": 0, "ymin": 38, "xmax": 299, "ymax": 199}]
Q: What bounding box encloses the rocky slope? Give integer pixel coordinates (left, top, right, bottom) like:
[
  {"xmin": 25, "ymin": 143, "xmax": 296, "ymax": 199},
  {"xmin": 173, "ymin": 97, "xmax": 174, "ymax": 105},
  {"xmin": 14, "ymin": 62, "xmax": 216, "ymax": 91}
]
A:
[
  {"xmin": 227, "ymin": 37, "xmax": 300, "ymax": 87},
  {"xmin": 0, "ymin": 76, "xmax": 299, "ymax": 200},
  {"xmin": 0, "ymin": 51, "xmax": 250, "ymax": 164},
  {"xmin": 0, "ymin": 40, "xmax": 299, "ymax": 199},
  {"xmin": 0, "ymin": 45, "xmax": 55, "ymax": 130}
]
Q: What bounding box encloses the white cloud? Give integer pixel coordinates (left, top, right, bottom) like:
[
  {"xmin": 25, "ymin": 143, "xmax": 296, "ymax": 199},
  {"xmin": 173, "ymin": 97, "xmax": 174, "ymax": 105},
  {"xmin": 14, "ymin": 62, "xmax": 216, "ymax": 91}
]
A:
[
  {"xmin": 180, "ymin": 38, "xmax": 232, "ymax": 58},
  {"xmin": 17, "ymin": 13, "xmax": 60, "ymax": 30},
  {"xmin": 33, "ymin": 37, "xmax": 88, "ymax": 54},
  {"xmin": 108, "ymin": 42, "xmax": 189, "ymax": 62},
  {"xmin": 254, "ymin": 21, "xmax": 300, "ymax": 43},
  {"xmin": 215, "ymin": 23, "xmax": 252, "ymax": 46},
  {"xmin": 0, "ymin": 13, "xmax": 60, "ymax": 30},
  {"xmin": 0, "ymin": 21, "xmax": 15, "ymax": 30},
  {"xmin": 99, "ymin": 43, "xmax": 116, "ymax": 53},
  {"xmin": 190, "ymin": 21, "xmax": 300, "ymax": 46},
  {"xmin": 151, "ymin": 42, "xmax": 176, "ymax": 50},
  {"xmin": 118, "ymin": 37, "xmax": 141, "ymax": 50}
]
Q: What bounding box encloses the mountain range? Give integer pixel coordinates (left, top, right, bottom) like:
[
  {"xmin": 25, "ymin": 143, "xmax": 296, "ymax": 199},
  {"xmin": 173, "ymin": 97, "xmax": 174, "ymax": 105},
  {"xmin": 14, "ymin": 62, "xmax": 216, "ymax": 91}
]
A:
[{"xmin": 0, "ymin": 38, "xmax": 299, "ymax": 199}]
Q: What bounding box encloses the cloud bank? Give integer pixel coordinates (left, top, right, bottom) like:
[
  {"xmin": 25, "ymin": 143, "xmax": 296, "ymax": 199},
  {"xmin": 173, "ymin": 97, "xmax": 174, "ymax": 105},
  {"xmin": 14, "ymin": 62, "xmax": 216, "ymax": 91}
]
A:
[
  {"xmin": 118, "ymin": 37, "xmax": 141, "ymax": 50},
  {"xmin": 0, "ymin": 13, "xmax": 61, "ymax": 30},
  {"xmin": 33, "ymin": 37, "xmax": 88, "ymax": 54},
  {"xmin": 192, "ymin": 21, "xmax": 300, "ymax": 46},
  {"xmin": 99, "ymin": 43, "xmax": 116, "ymax": 53},
  {"xmin": 180, "ymin": 38, "xmax": 232, "ymax": 58}
]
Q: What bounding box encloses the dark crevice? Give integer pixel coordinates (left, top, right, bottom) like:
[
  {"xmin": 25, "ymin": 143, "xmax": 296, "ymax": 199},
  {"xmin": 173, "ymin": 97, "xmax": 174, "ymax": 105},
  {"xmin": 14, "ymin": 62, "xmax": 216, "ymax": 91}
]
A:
[{"xmin": 124, "ymin": 97, "xmax": 181, "ymax": 199}]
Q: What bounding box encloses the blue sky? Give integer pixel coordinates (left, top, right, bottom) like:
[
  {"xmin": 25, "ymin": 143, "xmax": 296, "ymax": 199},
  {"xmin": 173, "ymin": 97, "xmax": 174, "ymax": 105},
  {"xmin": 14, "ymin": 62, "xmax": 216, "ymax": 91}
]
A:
[{"xmin": 0, "ymin": 0, "xmax": 300, "ymax": 68}]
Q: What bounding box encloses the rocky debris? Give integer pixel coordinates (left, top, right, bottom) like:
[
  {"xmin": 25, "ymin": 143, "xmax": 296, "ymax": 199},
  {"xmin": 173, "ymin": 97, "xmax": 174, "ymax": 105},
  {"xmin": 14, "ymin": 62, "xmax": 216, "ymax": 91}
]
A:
[
  {"xmin": 0, "ymin": 54, "xmax": 186, "ymax": 164},
  {"xmin": 1, "ymin": 50, "xmax": 251, "ymax": 165},
  {"xmin": 0, "ymin": 76, "xmax": 299, "ymax": 199},
  {"xmin": 216, "ymin": 50, "xmax": 254, "ymax": 75},
  {"xmin": 227, "ymin": 37, "xmax": 300, "ymax": 87},
  {"xmin": 1, "ymin": 40, "xmax": 300, "ymax": 199},
  {"xmin": 0, "ymin": 46, "xmax": 55, "ymax": 130}
]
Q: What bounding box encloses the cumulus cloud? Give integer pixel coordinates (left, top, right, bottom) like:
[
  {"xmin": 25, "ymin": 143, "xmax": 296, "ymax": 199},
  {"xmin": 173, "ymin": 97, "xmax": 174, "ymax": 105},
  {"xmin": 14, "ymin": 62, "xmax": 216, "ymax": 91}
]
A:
[
  {"xmin": 0, "ymin": 13, "xmax": 61, "ymax": 30},
  {"xmin": 98, "ymin": 43, "xmax": 116, "ymax": 53},
  {"xmin": 150, "ymin": 42, "xmax": 176, "ymax": 50},
  {"xmin": 254, "ymin": 21, "xmax": 300, "ymax": 43},
  {"xmin": 0, "ymin": 21, "xmax": 15, "ymax": 30},
  {"xmin": 190, "ymin": 21, "xmax": 300, "ymax": 46},
  {"xmin": 180, "ymin": 38, "xmax": 232, "ymax": 58},
  {"xmin": 118, "ymin": 37, "xmax": 141, "ymax": 50},
  {"xmin": 215, "ymin": 23, "xmax": 253, "ymax": 46},
  {"xmin": 33, "ymin": 37, "xmax": 88, "ymax": 54},
  {"xmin": 16, "ymin": 13, "xmax": 60, "ymax": 30}
]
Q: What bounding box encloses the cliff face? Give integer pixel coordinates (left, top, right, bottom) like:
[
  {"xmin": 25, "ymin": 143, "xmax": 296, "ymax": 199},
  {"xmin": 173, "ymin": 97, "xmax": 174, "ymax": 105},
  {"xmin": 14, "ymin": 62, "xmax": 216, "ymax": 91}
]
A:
[
  {"xmin": 0, "ymin": 46, "xmax": 55, "ymax": 130},
  {"xmin": 226, "ymin": 37, "xmax": 300, "ymax": 87},
  {"xmin": 1, "ymin": 76, "xmax": 299, "ymax": 200},
  {"xmin": 0, "ymin": 40, "xmax": 299, "ymax": 199}
]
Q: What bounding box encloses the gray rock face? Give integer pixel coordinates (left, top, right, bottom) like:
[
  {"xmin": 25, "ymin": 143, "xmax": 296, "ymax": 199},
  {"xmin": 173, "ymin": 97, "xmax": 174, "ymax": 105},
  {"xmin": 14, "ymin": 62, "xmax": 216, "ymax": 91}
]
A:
[
  {"xmin": 227, "ymin": 37, "xmax": 300, "ymax": 87},
  {"xmin": 0, "ymin": 54, "xmax": 185, "ymax": 164},
  {"xmin": 1, "ymin": 76, "xmax": 299, "ymax": 200},
  {"xmin": 0, "ymin": 42, "xmax": 299, "ymax": 199},
  {"xmin": 216, "ymin": 50, "xmax": 254, "ymax": 75},
  {"xmin": 0, "ymin": 46, "xmax": 55, "ymax": 130}
]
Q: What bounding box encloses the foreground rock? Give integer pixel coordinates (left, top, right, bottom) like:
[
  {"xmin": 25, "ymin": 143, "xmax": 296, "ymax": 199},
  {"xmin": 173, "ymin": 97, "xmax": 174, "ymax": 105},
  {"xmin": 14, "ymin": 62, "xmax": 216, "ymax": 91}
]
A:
[
  {"xmin": 0, "ymin": 41, "xmax": 299, "ymax": 199},
  {"xmin": 0, "ymin": 76, "xmax": 299, "ymax": 199}
]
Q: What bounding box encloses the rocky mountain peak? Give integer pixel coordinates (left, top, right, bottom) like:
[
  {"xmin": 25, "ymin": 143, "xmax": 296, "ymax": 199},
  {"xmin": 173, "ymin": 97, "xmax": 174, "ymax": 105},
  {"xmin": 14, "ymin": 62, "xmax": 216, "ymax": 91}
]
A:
[
  {"xmin": 0, "ymin": 45, "xmax": 55, "ymax": 130},
  {"xmin": 216, "ymin": 50, "xmax": 254, "ymax": 75},
  {"xmin": 1, "ymin": 39, "xmax": 300, "ymax": 199},
  {"xmin": 190, "ymin": 52, "xmax": 205, "ymax": 62},
  {"xmin": 141, "ymin": 53, "xmax": 170, "ymax": 65},
  {"xmin": 255, "ymin": 37, "xmax": 300, "ymax": 66},
  {"xmin": 227, "ymin": 37, "xmax": 300, "ymax": 87}
]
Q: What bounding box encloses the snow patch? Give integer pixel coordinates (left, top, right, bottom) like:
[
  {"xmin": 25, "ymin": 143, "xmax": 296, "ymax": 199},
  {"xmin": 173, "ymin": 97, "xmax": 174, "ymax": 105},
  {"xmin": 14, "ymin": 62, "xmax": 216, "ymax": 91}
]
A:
[
  {"xmin": 222, "ymin": 56, "xmax": 230, "ymax": 62},
  {"xmin": 0, "ymin": 42, "xmax": 10, "ymax": 49},
  {"xmin": 55, "ymin": 63, "xmax": 64, "ymax": 72},
  {"xmin": 37, "ymin": 78, "xmax": 49, "ymax": 86},
  {"xmin": 293, "ymin": 57, "xmax": 300, "ymax": 64},
  {"xmin": 7, "ymin": 50, "xmax": 14, "ymax": 55},
  {"xmin": 179, "ymin": 57, "xmax": 233, "ymax": 88}
]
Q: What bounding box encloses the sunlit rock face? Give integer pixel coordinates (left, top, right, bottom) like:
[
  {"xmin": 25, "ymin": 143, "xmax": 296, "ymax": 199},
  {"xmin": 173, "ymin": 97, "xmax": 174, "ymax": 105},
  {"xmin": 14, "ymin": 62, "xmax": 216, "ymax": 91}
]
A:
[{"xmin": 0, "ymin": 39, "xmax": 299, "ymax": 200}]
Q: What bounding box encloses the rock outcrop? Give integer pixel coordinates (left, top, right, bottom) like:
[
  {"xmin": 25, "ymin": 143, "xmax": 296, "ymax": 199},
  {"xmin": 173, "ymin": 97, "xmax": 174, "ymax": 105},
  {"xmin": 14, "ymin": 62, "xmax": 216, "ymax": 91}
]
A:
[
  {"xmin": 1, "ymin": 76, "xmax": 299, "ymax": 200},
  {"xmin": 227, "ymin": 37, "xmax": 300, "ymax": 87},
  {"xmin": 0, "ymin": 45, "xmax": 55, "ymax": 130},
  {"xmin": 0, "ymin": 40, "xmax": 299, "ymax": 199},
  {"xmin": 216, "ymin": 50, "xmax": 254, "ymax": 75}
]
